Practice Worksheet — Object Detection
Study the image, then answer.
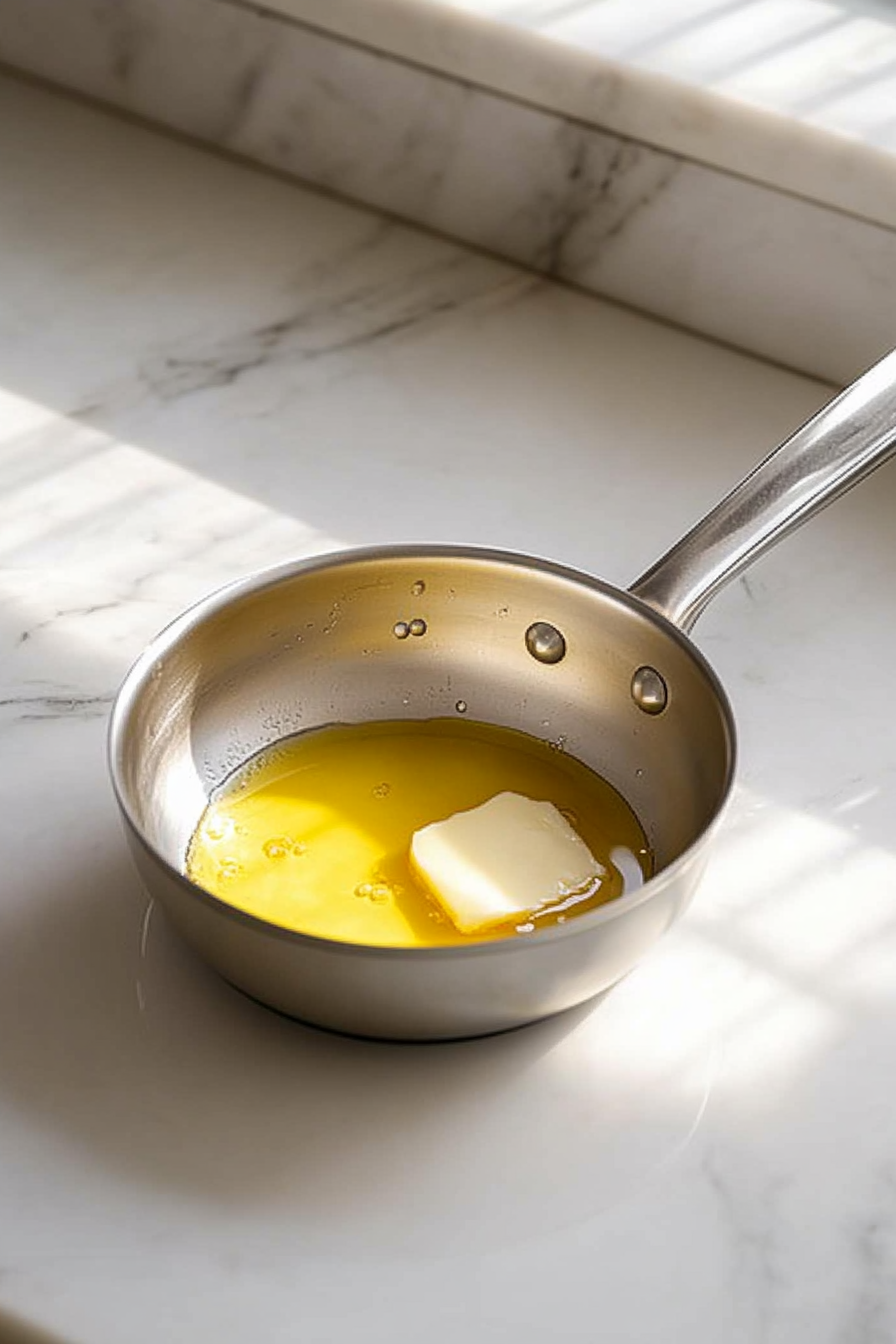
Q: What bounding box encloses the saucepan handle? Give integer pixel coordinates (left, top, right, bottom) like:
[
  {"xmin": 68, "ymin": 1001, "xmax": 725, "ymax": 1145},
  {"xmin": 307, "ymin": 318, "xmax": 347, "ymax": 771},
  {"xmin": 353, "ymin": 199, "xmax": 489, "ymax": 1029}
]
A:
[{"xmin": 629, "ymin": 347, "xmax": 896, "ymax": 633}]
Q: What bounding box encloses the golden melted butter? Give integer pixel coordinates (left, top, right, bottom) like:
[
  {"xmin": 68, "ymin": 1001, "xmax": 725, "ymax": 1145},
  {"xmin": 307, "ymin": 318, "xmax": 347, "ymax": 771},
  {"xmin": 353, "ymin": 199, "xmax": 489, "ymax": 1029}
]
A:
[{"xmin": 186, "ymin": 719, "xmax": 652, "ymax": 947}]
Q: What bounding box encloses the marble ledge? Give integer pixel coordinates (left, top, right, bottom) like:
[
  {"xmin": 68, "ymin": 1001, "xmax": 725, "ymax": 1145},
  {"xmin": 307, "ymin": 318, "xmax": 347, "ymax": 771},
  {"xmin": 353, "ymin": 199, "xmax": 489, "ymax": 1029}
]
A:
[
  {"xmin": 1, "ymin": 0, "xmax": 895, "ymax": 384},
  {"xmin": 263, "ymin": 0, "xmax": 896, "ymax": 233}
]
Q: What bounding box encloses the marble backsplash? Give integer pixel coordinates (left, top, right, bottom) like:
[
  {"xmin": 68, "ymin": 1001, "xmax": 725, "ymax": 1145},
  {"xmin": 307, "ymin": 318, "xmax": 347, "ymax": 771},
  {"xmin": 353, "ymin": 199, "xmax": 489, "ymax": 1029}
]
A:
[{"xmin": 1, "ymin": 0, "xmax": 894, "ymax": 384}]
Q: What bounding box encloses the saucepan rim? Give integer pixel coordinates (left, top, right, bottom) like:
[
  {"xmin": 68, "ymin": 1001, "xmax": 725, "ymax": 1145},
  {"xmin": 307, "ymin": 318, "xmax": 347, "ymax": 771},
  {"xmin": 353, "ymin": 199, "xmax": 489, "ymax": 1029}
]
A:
[{"xmin": 107, "ymin": 542, "xmax": 738, "ymax": 957}]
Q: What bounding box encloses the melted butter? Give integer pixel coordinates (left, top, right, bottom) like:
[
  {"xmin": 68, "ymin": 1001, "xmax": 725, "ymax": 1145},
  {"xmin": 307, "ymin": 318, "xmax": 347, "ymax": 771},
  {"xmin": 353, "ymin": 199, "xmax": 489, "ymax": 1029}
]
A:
[{"xmin": 186, "ymin": 719, "xmax": 653, "ymax": 947}]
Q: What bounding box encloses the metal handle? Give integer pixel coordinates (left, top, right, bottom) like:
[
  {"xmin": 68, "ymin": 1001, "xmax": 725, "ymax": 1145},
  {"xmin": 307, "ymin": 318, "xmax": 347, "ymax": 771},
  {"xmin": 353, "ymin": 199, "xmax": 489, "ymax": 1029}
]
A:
[{"xmin": 629, "ymin": 347, "xmax": 896, "ymax": 632}]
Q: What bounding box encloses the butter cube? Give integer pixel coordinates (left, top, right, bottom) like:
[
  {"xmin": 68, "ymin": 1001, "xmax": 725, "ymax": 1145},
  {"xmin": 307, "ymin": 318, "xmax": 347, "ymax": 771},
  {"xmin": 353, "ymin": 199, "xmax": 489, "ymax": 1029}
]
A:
[{"xmin": 410, "ymin": 791, "xmax": 603, "ymax": 935}]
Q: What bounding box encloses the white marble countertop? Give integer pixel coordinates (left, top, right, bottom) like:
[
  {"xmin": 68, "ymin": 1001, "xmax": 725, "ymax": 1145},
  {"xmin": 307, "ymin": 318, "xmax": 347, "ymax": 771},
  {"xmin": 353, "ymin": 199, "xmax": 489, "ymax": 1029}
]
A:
[
  {"xmin": 4, "ymin": 0, "xmax": 895, "ymax": 384},
  {"xmin": 3, "ymin": 72, "xmax": 896, "ymax": 1344}
]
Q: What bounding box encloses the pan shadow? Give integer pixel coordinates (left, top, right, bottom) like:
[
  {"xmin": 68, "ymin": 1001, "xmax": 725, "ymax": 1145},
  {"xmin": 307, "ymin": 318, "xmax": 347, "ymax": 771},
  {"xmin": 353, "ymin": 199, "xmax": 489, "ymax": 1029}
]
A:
[
  {"xmin": 0, "ymin": 824, "xmax": 713, "ymax": 1255},
  {"xmin": 0, "ymin": 1306, "xmax": 72, "ymax": 1344},
  {"xmin": 0, "ymin": 564, "xmax": 714, "ymax": 1265},
  {"xmin": 0, "ymin": 591, "xmax": 711, "ymax": 1262}
]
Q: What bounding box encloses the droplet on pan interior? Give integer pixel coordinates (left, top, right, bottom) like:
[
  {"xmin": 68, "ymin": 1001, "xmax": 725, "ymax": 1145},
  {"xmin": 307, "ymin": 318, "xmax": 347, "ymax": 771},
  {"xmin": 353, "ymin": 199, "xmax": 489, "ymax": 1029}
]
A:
[
  {"xmin": 409, "ymin": 618, "xmax": 427, "ymax": 637},
  {"xmin": 525, "ymin": 621, "xmax": 566, "ymax": 665},
  {"xmin": 631, "ymin": 665, "xmax": 668, "ymax": 715},
  {"xmin": 411, "ymin": 580, "xmax": 426, "ymax": 596},
  {"xmin": 393, "ymin": 621, "xmax": 410, "ymax": 639},
  {"xmin": 455, "ymin": 700, "xmax": 467, "ymax": 713}
]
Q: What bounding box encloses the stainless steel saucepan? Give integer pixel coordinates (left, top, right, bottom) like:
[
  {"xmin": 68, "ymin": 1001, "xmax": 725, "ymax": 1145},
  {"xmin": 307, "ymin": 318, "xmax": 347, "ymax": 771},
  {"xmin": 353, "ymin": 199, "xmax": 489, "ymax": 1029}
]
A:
[{"xmin": 109, "ymin": 349, "xmax": 896, "ymax": 1040}]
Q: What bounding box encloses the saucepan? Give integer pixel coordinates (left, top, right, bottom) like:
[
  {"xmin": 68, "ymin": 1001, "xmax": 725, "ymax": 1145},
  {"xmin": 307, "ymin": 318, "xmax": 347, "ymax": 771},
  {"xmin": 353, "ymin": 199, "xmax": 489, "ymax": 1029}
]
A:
[{"xmin": 109, "ymin": 349, "xmax": 896, "ymax": 1040}]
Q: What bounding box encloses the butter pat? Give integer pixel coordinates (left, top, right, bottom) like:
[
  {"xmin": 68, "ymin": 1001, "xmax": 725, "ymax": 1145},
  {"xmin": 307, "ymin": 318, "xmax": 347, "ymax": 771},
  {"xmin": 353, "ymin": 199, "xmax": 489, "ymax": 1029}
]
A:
[{"xmin": 410, "ymin": 791, "xmax": 603, "ymax": 935}]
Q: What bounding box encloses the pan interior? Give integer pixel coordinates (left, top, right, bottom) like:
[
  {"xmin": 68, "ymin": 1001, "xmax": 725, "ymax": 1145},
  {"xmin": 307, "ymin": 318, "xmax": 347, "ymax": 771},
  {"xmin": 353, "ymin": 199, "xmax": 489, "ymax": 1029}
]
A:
[{"xmin": 112, "ymin": 551, "xmax": 735, "ymax": 898}]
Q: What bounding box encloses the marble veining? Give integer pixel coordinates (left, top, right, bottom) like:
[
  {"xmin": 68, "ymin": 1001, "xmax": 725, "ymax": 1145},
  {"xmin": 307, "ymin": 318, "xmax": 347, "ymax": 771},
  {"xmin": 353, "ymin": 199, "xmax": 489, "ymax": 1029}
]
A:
[
  {"xmin": 701, "ymin": 1148, "xmax": 791, "ymax": 1336},
  {"xmin": 2, "ymin": 0, "xmax": 896, "ymax": 381},
  {"xmin": 250, "ymin": 0, "xmax": 896, "ymax": 232},
  {"xmin": 2, "ymin": 72, "xmax": 896, "ymax": 1344},
  {"xmin": 134, "ymin": 251, "xmax": 517, "ymax": 404}
]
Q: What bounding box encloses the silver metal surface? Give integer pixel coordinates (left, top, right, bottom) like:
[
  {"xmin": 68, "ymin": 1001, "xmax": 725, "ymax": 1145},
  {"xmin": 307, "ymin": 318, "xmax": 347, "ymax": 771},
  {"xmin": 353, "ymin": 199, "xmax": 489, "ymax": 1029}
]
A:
[
  {"xmin": 525, "ymin": 620, "xmax": 567, "ymax": 665},
  {"xmin": 631, "ymin": 347, "xmax": 896, "ymax": 631},
  {"xmin": 631, "ymin": 666, "xmax": 668, "ymax": 715},
  {"xmin": 110, "ymin": 549, "xmax": 733, "ymax": 1040},
  {"xmin": 109, "ymin": 348, "xmax": 896, "ymax": 1040}
]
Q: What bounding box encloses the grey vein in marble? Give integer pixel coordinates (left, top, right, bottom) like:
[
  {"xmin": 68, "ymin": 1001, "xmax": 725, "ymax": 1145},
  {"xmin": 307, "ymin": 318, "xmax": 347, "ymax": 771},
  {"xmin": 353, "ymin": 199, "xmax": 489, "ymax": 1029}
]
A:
[
  {"xmin": 135, "ymin": 252, "xmax": 522, "ymax": 405},
  {"xmin": 702, "ymin": 1147, "xmax": 791, "ymax": 1337},
  {"xmin": 0, "ymin": 693, "xmax": 115, "ymax": 721},
  {"xmin": 838, "ymin": 1167, "xmax": 896, "ymax": 1344}
]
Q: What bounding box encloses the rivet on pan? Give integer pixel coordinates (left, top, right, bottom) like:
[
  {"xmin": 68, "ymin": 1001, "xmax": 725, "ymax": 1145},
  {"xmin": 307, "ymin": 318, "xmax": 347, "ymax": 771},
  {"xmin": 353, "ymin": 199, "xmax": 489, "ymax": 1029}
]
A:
[
  {"xmin": 632, "ymin": 666, "xmax": 668, "ymax": 715},
  {"xmin": 525, "ymin": 621, "xmax": 566, "ymax": 665}
]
